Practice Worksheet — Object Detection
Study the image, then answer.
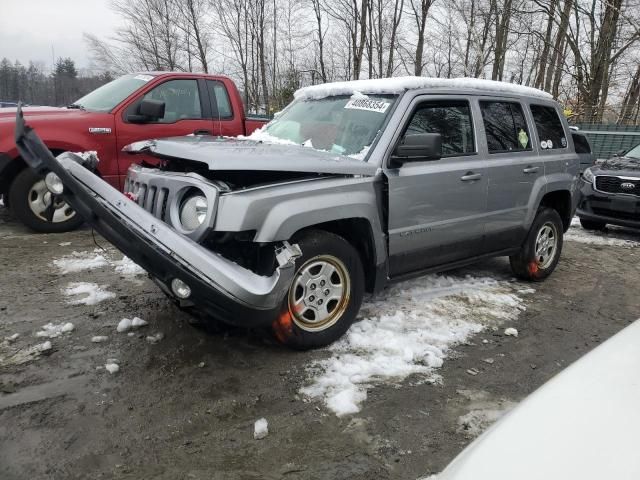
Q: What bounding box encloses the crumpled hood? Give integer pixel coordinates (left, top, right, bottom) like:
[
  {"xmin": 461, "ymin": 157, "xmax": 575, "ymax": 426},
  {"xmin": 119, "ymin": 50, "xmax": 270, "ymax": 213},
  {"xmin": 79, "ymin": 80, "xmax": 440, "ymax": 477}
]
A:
[
  {"xmin": 133, "ymin": 135, "xmax": 378, "ymax": 176},
  {"xmin": 593, "ymin": 156, "xmax": 640, "ymax": 177}
]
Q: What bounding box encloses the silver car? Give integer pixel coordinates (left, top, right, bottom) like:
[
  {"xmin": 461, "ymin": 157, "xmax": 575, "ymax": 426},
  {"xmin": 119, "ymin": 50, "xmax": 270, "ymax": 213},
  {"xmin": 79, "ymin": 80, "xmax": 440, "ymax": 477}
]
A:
[{"xmin": 15, "ymin": 77, "xmax": 580, "ymax": 349}]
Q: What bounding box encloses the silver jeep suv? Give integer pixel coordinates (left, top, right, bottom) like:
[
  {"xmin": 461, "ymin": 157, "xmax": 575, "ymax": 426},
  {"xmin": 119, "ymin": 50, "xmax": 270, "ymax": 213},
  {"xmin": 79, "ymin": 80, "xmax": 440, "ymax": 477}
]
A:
[{"xmin": 15, "ymin": 77, "xmax": 580, "ymax": 349}]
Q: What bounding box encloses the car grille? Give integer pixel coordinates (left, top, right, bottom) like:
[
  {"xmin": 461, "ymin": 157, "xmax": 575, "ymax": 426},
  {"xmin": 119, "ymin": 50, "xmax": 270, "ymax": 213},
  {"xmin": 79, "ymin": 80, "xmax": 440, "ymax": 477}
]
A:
[
  {"xmin": 594, "ymin": 176, "xmax": 640, "ymax": 196},
  {"xmin": 124, "ymin": 179, "xmax": 170, "ymax": 220}
]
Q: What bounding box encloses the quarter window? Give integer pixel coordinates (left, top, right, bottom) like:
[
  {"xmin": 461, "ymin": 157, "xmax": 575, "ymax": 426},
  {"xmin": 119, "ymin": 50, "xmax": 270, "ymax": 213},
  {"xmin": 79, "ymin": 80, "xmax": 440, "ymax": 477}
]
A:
[
  {"xmin": 206, "ymin": 80, "xmax": 233, "ymax": 119},
  {"xmin": 572, "ymin": 133, "xmax": 591, "ymax": 154},
  {"xmin": 404, "ymin": 100, "xmax": 475, "ymax": 156},
  {"xmin": 531, "ymin": 104, "xmax": 567, "ymax": 150},
  {"xmin": 140, "ymin": 79, "xmax": 202, "ymax": 123},
  {"xmin": 480, "ymin": 101, "xmax": 531, "ymax": 153}
]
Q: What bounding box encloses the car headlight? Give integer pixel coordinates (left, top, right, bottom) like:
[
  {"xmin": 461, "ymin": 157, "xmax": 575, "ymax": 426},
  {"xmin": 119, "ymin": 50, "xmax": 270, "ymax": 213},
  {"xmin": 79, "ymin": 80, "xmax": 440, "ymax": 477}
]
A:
[
  {"xmin": 45, "ymin": 172, "xmax": 64, "ymax": 194},
  {"xmin": 582, "ymin": 167, "xmax": 594, "ymax": 183},
  {"xmin": 179, "ymin": 193, "xmax": 208, "ymax": 230}
]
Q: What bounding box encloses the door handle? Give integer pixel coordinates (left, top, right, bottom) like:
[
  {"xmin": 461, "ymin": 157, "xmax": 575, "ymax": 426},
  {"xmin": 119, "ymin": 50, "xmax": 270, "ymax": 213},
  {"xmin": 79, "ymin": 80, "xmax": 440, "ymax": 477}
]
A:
[
  {"xmin": 194, "ymin": 129, "xmax": 212, "ymax": 135},
  {"xmin": 523, "ymin": 166, "xmax": 540, "ymax": 174},
  {"xmin": 460, "ymin": 172, "xmax": 482, "ymax": 182}
]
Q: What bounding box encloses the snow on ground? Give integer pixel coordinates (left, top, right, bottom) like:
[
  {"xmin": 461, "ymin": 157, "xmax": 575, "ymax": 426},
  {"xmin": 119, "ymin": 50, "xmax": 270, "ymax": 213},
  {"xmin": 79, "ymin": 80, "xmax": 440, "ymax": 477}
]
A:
[
  {"xmin": 456, "ymin": 389, "xmax": 517, "ymax": 439},
  {"xmin": 113, "ymin": 256, "xmax": 146, "ymax": 276},
  {"xmin": 64, "ymin": 282, "xmax": 115, "ymax": 306},
  {"xmin": 52, "ymin": 250, "xmax": 109, "ymax": 274},
  {"xmin": 565, "ymin": 217, "xmax": 640, "ymax": 247},
  {"xmin": 0, "ymin": 341, "xmax": 52, "ymax": 367},
  {"xmin": 35, "ymin": 322, "xmax": 74, "ymax": 338},
  {"xmin": 301, "ymin": 274, "xmax": 529, "ymax": 417}
]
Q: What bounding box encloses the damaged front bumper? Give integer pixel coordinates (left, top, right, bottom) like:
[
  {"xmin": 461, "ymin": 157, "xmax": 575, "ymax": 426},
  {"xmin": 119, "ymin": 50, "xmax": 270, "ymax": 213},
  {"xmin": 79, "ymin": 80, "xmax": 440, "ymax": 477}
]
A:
[{"xmin": 14, "ymin": 107, "xmax": 302, "ymax": 327}]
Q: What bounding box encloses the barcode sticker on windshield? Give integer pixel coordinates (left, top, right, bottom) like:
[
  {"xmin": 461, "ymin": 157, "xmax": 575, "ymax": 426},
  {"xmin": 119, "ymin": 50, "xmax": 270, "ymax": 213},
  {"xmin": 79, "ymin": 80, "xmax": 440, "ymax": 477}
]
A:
[
  {"xmin": 134, "ymin": 74, "xmax": 154, "ymax": 82},
  {"xmin": 344, "ymin": 98, "xmax": 390, "ymax": 113}
]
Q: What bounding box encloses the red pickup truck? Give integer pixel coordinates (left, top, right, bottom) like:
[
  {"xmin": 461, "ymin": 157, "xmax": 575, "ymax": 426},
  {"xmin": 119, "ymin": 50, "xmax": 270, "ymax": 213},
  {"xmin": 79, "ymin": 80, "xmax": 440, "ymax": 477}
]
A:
[{"xmin": 0, "ymin": 72, "xmax": 266, "ymax": 232}]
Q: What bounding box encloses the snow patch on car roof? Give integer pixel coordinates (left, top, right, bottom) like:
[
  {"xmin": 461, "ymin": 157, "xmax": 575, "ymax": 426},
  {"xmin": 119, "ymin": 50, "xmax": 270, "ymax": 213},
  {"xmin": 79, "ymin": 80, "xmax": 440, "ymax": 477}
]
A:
[{"xmin": 294, "ymin": 76, "xmax": 552, "ymax": 101}]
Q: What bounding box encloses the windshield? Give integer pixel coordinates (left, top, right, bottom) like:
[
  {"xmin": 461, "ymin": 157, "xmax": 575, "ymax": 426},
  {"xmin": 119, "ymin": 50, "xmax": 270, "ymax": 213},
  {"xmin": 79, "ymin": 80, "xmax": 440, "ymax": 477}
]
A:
[
  {"xmin": 252, "ymin": 94, "xmax": 397, "ymax": 159},
  {"xmin": 73, "ymin": 74, "xmax": 155, "ymax": 112},
  {"xmin": 625, "ymin": 144, "xmax": 640, "ymax": 160}
]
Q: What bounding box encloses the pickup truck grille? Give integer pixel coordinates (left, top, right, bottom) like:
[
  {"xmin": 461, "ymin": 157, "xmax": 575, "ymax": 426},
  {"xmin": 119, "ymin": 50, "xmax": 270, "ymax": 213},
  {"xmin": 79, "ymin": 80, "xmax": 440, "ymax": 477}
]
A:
[
  {"xmin": 594, "ymin": 176, "xmax": 640, "ymax": 197},
  {"xmin": 124, "ymin": 180, "xmax": 170, "ymax": 220}
]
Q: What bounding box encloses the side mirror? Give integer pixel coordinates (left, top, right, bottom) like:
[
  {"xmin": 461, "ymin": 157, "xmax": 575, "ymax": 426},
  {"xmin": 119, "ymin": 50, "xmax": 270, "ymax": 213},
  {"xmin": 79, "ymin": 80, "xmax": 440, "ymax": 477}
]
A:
[
  {"xmin": 391, "ymin": 133, "xmax": 442, "ymax": 166},
  {"xmin": 128, "ymin": 98, "xmax": 165, "ymax": 123},
  {"xmin": 613, "ymin": 149, "xmax": 626, "ymax": 157}
]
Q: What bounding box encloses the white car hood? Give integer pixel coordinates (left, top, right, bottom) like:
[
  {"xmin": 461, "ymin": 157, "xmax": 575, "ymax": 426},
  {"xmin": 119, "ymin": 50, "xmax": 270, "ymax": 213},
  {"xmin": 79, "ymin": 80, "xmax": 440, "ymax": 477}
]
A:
[{"xmin": 438, "ymin": 320, "xmax": 640, "ymax": 480}]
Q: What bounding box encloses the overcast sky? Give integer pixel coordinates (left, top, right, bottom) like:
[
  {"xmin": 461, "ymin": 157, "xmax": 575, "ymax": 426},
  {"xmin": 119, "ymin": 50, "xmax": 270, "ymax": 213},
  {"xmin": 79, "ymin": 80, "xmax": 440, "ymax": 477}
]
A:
[{"xmin": 0, "ymin": 0, "xmax": 121, "ymax": 72}]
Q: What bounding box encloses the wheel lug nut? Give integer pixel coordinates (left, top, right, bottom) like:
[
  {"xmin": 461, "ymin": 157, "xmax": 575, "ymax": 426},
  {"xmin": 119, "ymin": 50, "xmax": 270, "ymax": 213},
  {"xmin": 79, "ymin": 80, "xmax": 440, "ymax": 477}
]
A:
[
  {"xmin": 317, "ymin": 299, "xmax": 323, "ymax": 305},
  {"xmin": 310, "ymin": 284, "xmax": 316, "ymax": 290},
  {"xmin": 324, "ymin": 289, "xmax": 330, "ymax": 296},
  {"xmin": 320, "ymin": 280, "xmax": 326, "ymax": 286},
  {"xmin": 309, "ymin": 295, "xmax": 315, "ymax": 302}
]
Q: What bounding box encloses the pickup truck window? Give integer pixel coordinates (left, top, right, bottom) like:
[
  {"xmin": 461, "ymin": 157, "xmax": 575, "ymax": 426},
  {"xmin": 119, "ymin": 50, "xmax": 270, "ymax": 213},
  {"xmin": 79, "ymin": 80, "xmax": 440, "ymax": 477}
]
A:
[
  {"xmin": 572, "ymin": 133, "xmax": 591, "ymax": 154},
  {"xmin": 480, "ymin": 101, "xmax": 532, "ymax": 153},
  {"xmin": 73, "ymin": 74, "xmax": 155, "ymax": 112},
  {"xmin": 405, "ymin": 101, "xmax": 475, "ymax": 156},
  {"xmin": 626, "ymin": 144, "xmax": 640, "ymax": 159},
  {"xmin": 262, "ymin": 95, "xmax": 397, "ymax": 158},
  {"xmin": 530, "ymin": 105, "xmax": 567, "ymax": 150},
  {"xmin": 206, "ymin": 80, "xmax": 232, "ymax": 119},
  {"xmin": 141, "ymin": 79, "xmax": 202, "ymax": 123}
]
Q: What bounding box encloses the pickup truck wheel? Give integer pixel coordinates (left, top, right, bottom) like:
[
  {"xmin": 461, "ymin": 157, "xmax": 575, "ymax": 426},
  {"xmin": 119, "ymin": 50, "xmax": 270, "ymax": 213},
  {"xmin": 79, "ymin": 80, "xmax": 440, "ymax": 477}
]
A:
[
  {"xmin": 272, "ymin": 230, "xmax": 364, "ymax": 350},
  {"xmin": 579, "ymin": 218, "xmax": 606, "ymax": 231},
  {"xmin": 8, "ymin": 168, "xmax": 83, "ymax": 233},
  {"xmin": 510, "ymin": 207, "xmax": 563, "ymax": 281}
]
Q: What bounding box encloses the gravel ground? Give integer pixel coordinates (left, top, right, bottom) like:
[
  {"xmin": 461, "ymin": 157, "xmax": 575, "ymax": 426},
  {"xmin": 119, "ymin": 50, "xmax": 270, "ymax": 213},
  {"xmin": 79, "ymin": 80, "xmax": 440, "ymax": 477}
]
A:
[{"xmin": 1, "ymin": 205, "xmax": 639, "ymax": 480}]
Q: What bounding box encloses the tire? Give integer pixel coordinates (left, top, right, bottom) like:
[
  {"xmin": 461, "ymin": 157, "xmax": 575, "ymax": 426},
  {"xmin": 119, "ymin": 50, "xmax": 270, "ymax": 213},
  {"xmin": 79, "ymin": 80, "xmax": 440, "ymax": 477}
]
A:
[
  {"xmin": 579, "ymin": 218, "xmax": 606, "ymax": 231},
  {"xmin": 8, "ymin": 168, "xmax": 83, "ymax": 233},
  {"xmin": 510, "ymin": 207, "xmax": 564, "ymax": 282},
  {"xmin": 272, "ymin": 230, "xmax": 365, "ymax": 350}
]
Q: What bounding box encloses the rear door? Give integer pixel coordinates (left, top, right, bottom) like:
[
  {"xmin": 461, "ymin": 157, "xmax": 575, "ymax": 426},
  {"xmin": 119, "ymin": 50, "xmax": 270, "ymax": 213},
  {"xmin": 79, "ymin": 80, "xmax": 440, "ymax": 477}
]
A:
[
  {"xmin": 478, "ymin": 99, "xmax": 544, "ymax": 253},
  {"xmin": 114, "ymin": 77, "xmax": 214, "ymax": 187},
  {"xmin": 385, "ymin": 96, "xmax": 488, "ymax": 276}
]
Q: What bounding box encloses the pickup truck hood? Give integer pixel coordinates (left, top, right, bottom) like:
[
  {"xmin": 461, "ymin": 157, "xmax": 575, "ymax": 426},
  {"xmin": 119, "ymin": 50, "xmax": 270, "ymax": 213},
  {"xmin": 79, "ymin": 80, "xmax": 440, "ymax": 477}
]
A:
[
  {"xmin": 0, "ymin": 106, "xmax": 99, "ymax": 125},
  {"xmin": 437, "ymin": 320, "xmax": 640, "ymax": 480},
  {"xmin": 136, "ymin": 136, "xmax": 378, "ymax": 176}
]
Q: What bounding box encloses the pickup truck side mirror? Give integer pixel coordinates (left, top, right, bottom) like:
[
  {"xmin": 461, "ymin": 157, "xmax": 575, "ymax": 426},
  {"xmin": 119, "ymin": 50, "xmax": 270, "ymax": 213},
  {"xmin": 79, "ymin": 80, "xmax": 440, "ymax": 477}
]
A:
[
  {"xmin": 391, "ymin": 133, "xmax": 442, "ymax": 167},
  {"xmin": 613, "ymin": 149, "xmax": 626, "ymax": 157},
  {"xmin": 128, "ymin": 98, "xmax": 165, "ymax": 123}
]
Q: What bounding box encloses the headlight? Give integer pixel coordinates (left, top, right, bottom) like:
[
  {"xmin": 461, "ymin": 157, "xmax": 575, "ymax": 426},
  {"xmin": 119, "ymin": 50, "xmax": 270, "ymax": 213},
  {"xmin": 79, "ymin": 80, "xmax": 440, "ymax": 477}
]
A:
[
  {"xmin": 582, "ymin": 167, "xmax": 594, "ymax": 183},
  {"xmin": 179, "ymin": 193, "xmax": 208, "ymax": 230},
  {"xmin": 45, "ymin": 172, "xmax": 64, "ymax": 194}
]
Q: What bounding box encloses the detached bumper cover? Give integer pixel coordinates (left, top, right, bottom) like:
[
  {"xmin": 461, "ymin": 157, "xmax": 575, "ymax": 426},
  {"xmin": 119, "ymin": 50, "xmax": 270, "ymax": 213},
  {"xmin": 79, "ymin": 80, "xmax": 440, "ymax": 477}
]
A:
[
  {"xmin": 577, "ymin": 180, "xmax": 640, "ymax": 229},
  {"xmin": 14, "ymin": 106, "xmax": 301, "ymax": 327}
]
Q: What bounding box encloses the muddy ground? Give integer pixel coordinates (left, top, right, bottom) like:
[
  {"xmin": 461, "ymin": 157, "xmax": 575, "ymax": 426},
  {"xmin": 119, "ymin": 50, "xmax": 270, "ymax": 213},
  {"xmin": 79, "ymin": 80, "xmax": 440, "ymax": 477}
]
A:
[{"xmin": 1, "ymin": 205, "xmax": 639, "ymax": 480}]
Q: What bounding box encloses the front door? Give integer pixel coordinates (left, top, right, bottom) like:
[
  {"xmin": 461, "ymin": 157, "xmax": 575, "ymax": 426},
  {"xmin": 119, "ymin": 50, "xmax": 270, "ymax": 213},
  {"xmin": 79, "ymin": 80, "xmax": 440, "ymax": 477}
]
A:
[
  {"xmin": 115, "ymin": 78, "xmax": 215, "ymax": 188},
  {"xmin": 386, "ymin": 97, "xmax": 488, "ymax": 277}
]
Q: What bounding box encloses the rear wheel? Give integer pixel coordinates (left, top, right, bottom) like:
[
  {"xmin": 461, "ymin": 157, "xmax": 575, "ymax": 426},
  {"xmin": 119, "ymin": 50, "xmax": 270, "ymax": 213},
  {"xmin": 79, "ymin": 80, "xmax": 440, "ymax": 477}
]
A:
[
  {"xmin": 510, "ymin": 208, "xmax": 563, "ymax": 281},
  {"xmin": 272, "ymin": 230, "xmax": 364, "ymax": 350},
  {"xmin": 579, "ymin": 218, "xmax": 606, "ymax": 231},
  {"xmin": 8, "ymin": 168, "xmax": 83, "ymax": 233}
]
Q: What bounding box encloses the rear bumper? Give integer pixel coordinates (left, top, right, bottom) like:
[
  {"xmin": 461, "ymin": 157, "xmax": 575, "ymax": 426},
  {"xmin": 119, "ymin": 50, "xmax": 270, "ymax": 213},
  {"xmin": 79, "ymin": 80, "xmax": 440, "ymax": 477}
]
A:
[
  {"xmin": 577, "ymin": 180, "xmax": 640, "ymax": 229},
  {"xmin": 14, "ymin": 112, "xmax": 301, "ymax": 327}
]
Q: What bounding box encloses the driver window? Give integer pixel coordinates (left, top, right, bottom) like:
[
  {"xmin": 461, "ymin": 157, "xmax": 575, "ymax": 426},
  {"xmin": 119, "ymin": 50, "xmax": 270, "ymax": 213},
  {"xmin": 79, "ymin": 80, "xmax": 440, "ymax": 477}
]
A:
[
  {"xmin": 405, "ymin": 100, "xmax": 475, "ymax": 156},
  {"xmin": 142, "ymin": 79, "xmax": 202, "ymax": 123}
]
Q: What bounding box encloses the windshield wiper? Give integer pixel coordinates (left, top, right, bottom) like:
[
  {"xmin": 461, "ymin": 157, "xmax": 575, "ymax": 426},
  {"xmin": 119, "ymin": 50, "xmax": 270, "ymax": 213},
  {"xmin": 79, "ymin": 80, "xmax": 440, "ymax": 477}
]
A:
[{"xmin": 66, "ymin": 103, "xmax": 85, "ymax": 110}]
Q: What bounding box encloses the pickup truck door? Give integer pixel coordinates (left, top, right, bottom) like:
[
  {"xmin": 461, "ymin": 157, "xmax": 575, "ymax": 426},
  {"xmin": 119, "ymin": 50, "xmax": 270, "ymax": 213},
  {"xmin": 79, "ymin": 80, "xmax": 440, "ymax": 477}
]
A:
[
  {"xmin": 114, "ymin": 77, "xmax": 216, "ymax": 188},
  {"xmin": 385, "ymin": 96, "xmax": 488, "ymax": 277},
  {"xmin": 477, "ymin": 99, "xmax": 545, "ymax": 253}
]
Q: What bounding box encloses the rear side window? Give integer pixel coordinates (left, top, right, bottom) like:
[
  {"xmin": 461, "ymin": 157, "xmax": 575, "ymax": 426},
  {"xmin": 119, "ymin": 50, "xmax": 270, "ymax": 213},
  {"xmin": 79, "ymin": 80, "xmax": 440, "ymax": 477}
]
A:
[
  {"xmin": 206, "ymin": 80, "xmax": 233, "ymax": 119},
  {"xmin": 572, "ymin": 133, "xmax": 591, "ymax": 154},
  {"xmin": 405, "ymin": 100, "xmax": 475, "ymax": 156},
  {"xmin": 530, "ymin": 105, "xmax": 567, "ymax": 150},
  {"xmin": 480, "ymin": 101, "xmax": 531, "ymax": 153}
]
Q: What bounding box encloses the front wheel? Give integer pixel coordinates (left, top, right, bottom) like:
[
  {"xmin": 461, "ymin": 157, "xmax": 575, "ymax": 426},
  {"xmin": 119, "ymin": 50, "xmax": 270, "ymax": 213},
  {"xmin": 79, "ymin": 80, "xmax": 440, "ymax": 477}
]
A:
[
  {"xmin": 272, "ymin": 230, "xmax": 365, "ymax": 350},
  {"xmin": 8, "ymin": 168, "xmax": 83, "ymax": 233},
  {"xmin": 510, "ymin": 208, "xmax": 564, "ymax": 281}
]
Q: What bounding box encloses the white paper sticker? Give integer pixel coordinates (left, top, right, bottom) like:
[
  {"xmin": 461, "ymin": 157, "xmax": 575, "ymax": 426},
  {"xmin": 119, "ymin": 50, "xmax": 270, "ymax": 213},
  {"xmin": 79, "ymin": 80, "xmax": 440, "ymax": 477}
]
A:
[
  {"xmin": 561, "ymin": 137, "xmax": 567, "ymax": 147},
  {"xmin": 547, "ymin": 139, "xmax": 553, "ymax": 148},
  {"xmin": 134, "ymin": 74, "xmax": 154, "ymax": 82},
  {"xmin": 540, "ymin": 140, "xmax": 548, "ymax": 149},
  {"xmin": 344, "ymin": 98, "xmax": 390, "ymax": 113}
]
